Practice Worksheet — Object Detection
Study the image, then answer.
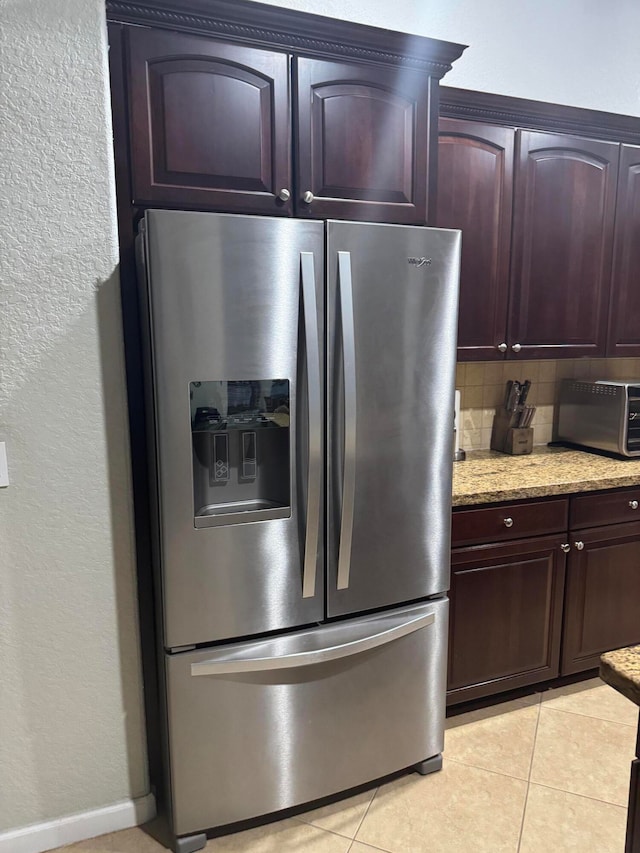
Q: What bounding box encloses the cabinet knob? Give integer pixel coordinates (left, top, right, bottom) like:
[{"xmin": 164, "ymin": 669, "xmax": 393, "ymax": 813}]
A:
[
  {"xmin": 497, "ymin": 342, "xmax": 508, "ymax": 353},
  {"xmin": 302, "ymin": 191, "xmax": 314, "ymax": 204},
  {"xmin": 561, "ymin": 543, "xmax": 571, "ymax": 553},
  {"xmin": 574, "ymin": 540, "xmax": 584, "ymax": 550},
  {"xmin": 630, "ymin": 500, "xmax": 639, "ymax": 510},
  {"xmin": 277, "ymin": 188, "xmax": 291, "ymax": 201},
  {"xmin": 503, "ymin": 517, "xmax": 514, "ymax": 528},
  {"xmin": 511, "ymin": 343, "xmax": 522, "ymax": 353}
]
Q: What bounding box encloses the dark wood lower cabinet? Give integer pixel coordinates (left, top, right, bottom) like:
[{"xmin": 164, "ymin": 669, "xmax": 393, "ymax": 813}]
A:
[
  {"xmin": 448, "ymin": 534, "xmax": 566, "ymax": 705},
  {"xmin": 561, "ymin": 521, "xmax": 640, "ymax": 675},
  {"xmin": 449, "ymin": 489, "xmax": 640, "ymax": 705}
]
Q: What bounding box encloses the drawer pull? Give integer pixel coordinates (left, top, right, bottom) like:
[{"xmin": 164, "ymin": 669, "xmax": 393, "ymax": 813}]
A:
[
  {"xmin": 630, "ymin": 500, "xmax": 639, "ymax": 510},
  {"xmin": 561, "ymin": 543, "xmax": 571, "ymax": 553},
  {"xmin": 574, "ymin": 540, "xmax": 584, "ymax": 550},
  {"xmin": 190, "ymin": 611, "xmax": 435, "ymax": 675},
  {"xmin": 503, "ymin": 517, "xmax": 514, "ymax": 528}
]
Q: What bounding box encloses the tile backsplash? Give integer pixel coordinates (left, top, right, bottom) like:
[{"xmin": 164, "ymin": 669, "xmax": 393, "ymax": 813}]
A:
[{"xmin": 456, "ymin": 358, "xmax": 640, "ymax": 452}]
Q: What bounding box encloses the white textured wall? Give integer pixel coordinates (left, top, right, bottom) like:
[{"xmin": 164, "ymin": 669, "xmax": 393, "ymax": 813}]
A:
[
  {"xmin": 260, "ymin": 0, "xmax": 640, "ymax": 116},
  {"xmin": 0, "ymin": 0, "xmax": 148, "ymax": 833}
]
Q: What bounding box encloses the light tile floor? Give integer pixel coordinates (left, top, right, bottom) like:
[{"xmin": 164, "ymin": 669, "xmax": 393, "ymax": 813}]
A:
[{"xmin": 55, "ymin": 678, "xmax": 638, "ymax": 853}]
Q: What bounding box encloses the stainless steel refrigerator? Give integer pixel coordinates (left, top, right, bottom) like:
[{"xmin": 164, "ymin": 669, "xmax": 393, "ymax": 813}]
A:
[{"xmin": 137, "ymin": 210, "xmax": 461, "ymax": 853}]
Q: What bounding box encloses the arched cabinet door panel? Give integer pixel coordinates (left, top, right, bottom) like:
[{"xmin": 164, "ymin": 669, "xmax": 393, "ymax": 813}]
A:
[
  {"xmin": 127, "ymin": 27, "xmax": 291, "ymax": 214},
  {"xmin": 437, "ymin": 119, "xmax": 514, "ymax": 361},
  {"xmin": 295, "ymin": 57, "xmax": 433, "ymax": 223},
  {"xmin": 607, "ymin": 145, "xmax": 640, "ymax": 357},
  {"xmin": 508, "ymin": 130, "xmax": 619, "ymax": 359}
]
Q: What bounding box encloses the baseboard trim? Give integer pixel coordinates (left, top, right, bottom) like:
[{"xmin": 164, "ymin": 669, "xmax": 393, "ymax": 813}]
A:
[{"xmin": 0, "ymin": 792, "xmax": 156, "ymax": 853}]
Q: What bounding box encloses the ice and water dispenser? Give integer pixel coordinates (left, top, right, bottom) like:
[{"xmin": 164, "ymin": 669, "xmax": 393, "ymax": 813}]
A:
[{"xmin": 190, "ymin": 380, "xmax": 291, "ymax": 527}]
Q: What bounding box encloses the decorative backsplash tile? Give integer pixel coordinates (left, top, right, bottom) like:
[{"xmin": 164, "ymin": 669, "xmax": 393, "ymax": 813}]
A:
[{"xmin": 456, "ymin": 358, "xmax": 640, "ymax": 452}]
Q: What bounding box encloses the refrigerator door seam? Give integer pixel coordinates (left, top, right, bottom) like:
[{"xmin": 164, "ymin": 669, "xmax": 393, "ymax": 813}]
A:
[{"xmin": 189, "ymin": 611, "xmax": 435, "ymax": 675}]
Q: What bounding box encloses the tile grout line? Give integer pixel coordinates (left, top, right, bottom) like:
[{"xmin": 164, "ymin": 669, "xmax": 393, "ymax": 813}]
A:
[
  {"xmin": 527, "ymin": 699, "xmax": 542, "ymax": 783},
  {"xmin": 293, "ymin": 815, "xmax": 370, "ymax": 845},
  {"xmin": 516, "ymin": 781, "xmax": 531, "ymax": 853},
  {"xmin": 538, "ymin": 703, "xmax": 638, "ymax": 729},
  {"xmin": 350, "ymin": 786, "xmax": 380, "ymax": 850},
  {"xmin": 349, "ymin": 838, "xmax": 394, "ymax": 853},
  {"xmin": 517, "ymin": 696, "xmax": 542, "ymax": 851},
  {"xmin": 524, "ymin": 699, "xmax": 632, "ymax": 817},
  {"xmin": 445, "ymin": 755, "xmax": 529, "ymax": 782},
  {"xmin": 347, "ymin": 835, "xmax": 394, "ymax": 853},
  {"xmin": 528, "ymin": 779, "xmax": 629, "ymax": 810}
]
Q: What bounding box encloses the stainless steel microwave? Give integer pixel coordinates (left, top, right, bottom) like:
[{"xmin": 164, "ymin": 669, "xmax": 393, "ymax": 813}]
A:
[{"xmin": 555, "ymin": 380, "xmax": 640, "ymax": 458}]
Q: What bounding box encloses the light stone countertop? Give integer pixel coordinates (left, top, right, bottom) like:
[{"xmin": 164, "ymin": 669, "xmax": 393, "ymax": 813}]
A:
[
  {"xmin": 600, "ymin": 646, "xmax": 640, "ymax": 708},
  {"xmin": 452, "ymin": 445, "xmax": 640, "ymax": 507}
]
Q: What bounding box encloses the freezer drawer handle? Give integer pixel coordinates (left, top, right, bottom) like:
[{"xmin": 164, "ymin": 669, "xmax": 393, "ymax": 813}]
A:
[
  {"xmin": 300, "ymin": 252, "xmax": 322, "ymax": 598},
  {"xmin": 190, "ymin": 612, "xmax": 435, "ymax": 675},
  {"xmin": 337, "ymin": 251, "xmax": 357, "ymax": 590}
]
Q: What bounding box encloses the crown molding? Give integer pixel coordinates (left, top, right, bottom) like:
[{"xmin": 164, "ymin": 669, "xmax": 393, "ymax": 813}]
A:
[
  {"xmin": 105, "ymin": 0, "xmax": 467, "ymax": 77},
  {"xmin": 440, "ymin": 86, "xmax": 640, "ymax": 145}
]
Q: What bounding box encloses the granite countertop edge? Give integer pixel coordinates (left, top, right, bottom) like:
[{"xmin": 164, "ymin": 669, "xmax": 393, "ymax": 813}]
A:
[
  {"xmin": 453, "ymin": 474, "xmax": 640, "ymax": 507},
  {"xmin": 452, "ymin": 446, "xmax": 640, "ymax": 507},
  {"xmin": 600, "ymin": 646, "xmax": 640, "ymax": 708}
]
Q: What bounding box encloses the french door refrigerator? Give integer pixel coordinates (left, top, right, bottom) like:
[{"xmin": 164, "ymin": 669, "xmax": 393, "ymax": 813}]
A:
[{"xmin": 138, "ymin": 210, "xmax": 461, "ymax": 853}]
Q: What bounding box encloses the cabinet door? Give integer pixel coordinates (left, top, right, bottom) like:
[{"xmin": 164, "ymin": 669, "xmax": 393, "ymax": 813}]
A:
[
  {"xmin": 607, "ymin": 144, "xmax": 640, "ymax": 357},
  {"xmin": 295, "ymin": 57, "xmax": 433, "ymax": 223},
  {"xmin": 127, "ymin": 28, "xmax": 292, "ymax": 214},
  {"xmin": 509, "ymin": 131, "xmax": 619, "ymax": 359},
  {"xmin": 448, "ymin": 534, "xmax": 566, "ymax": 704},
  {"xmin": 562, "ymin": 521, "xmax": 640, "ymax": 675},
  {"xmin": 437, "ymin": 119, "xmax": 514, "ymax": 361}
]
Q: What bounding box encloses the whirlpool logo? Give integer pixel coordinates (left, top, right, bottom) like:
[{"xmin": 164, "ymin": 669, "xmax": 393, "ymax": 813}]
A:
[{"xmin": 407, "ymin": 257, "xmax": 432, "ymax": 268}]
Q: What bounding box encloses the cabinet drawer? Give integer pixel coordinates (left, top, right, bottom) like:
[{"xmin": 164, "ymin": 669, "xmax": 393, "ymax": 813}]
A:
[
  {"xmin": 451, "ymin": 498, "xmax": 569, "ymax": 547},
  {"xmin": 570, "ymin": 487, "xmax": 640, "ymax": 529}
]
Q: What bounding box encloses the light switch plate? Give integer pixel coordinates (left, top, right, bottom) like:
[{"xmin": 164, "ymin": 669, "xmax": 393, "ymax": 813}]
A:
[{"xmin": 0, "ymin": 442, "xmax": 9, "ymax": 487}]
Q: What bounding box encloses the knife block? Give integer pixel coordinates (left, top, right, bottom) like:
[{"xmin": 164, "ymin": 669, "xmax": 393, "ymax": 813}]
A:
[{"xmin": 490, "ymin": 408, "xmax": 534, "ymax": 455}]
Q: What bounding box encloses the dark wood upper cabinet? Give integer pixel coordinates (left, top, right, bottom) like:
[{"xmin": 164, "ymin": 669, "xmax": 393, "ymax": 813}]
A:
[
  {"xmin": 295, "ymin": 58, "xmax": 433, "ymax": 223},
  {"xmin": 127, "ymin": 27, "xmax": 292, "ymax": 213},
  {"xmin": 112, "ymin": 4, "xmax": 466, "ymax": 222},
  {"xmin": 437, "ymin": 119, "xmax": 514, "ymax": 360},
  {"xmin": 608, "ymin": 144, "xmax": 640, "ymax": 357},
  {"xmin": 508, "ymin": 131, "xmax": 619, "ymax": 359}
]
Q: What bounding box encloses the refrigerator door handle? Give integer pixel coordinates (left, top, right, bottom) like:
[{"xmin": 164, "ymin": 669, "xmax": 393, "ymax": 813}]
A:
[
  {"xmin": 190, "ymin": 611, "xmax": 435, "ymax": 675},
  {"xmin": 336, "ymin": 251, "xmax": 357, "ymax": 590},
  {"xmin": 300, "ymin": 252, "xmax": 322, "ymax": 599}
]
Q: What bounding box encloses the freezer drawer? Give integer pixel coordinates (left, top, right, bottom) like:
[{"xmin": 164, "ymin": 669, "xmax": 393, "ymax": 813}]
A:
[{"xmin": 165, "ymin": 599, "xmax": 448, "ymax": 835}]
